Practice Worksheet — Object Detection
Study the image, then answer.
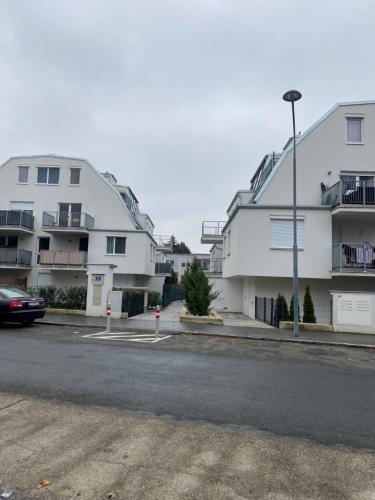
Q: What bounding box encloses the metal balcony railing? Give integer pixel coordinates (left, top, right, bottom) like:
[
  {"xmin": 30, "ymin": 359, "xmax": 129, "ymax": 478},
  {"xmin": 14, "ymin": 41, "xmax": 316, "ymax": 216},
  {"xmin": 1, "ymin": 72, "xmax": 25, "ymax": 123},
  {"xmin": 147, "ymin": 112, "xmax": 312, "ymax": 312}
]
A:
[
  {"xmin": 155, "ymin": 262, "xmax": 172, "ymax": 275},
  {"xmin": 39, "ymin": 250, "xmax": 88, "ymax": 267},
  {"xmin": 154, "ymin": 235, "xmax": 173, "ymax": 250},
  {"xmin": 0, "ymin": 248, "xmax": 32, "ymax": 267},
  {"xmin": 333, "ymin": 243, "xmax": 375, "ymax": 272},
  {"xmin": 42, "ymin": 211, "xmax": 95, "ymax": 230},
  {"xmin": 201, "ymin": 221, "xmax": 226, "ymax": 239},
  {"xmin": 0, "ymin": 210, "xmax": 34, "ymax": 230},
  {"xmin": 323, "ymin": 180, "xmax": 375, "ymax": 207},
  {"xmin": 208, "ymin": 258, "xmax": 223, "ymax": 274}
]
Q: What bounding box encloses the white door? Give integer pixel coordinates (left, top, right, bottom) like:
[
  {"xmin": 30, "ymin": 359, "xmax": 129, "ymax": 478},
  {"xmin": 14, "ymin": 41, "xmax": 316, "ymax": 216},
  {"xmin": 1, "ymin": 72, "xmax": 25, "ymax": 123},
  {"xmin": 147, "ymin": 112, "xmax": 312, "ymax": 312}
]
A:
[{"xmin": 337, "ymin": 294, "xmax": 372, "ymax": 326}]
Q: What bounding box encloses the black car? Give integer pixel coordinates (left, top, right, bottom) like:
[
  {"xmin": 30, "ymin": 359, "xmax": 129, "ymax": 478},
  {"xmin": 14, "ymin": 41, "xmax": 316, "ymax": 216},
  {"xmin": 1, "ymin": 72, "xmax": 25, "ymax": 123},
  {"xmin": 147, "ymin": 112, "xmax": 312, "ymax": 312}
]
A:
[{"xmin": 0, "ymin": 287, "xmax": 45, "ymax": 325}]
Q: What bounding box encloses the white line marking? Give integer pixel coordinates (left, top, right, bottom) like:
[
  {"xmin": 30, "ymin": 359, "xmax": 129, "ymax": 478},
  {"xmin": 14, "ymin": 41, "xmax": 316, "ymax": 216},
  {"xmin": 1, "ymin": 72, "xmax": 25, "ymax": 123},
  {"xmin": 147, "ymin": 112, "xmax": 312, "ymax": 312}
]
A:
[{"xmin": 82, "ymin": 331, "xmax": 171, "ymax": 343}]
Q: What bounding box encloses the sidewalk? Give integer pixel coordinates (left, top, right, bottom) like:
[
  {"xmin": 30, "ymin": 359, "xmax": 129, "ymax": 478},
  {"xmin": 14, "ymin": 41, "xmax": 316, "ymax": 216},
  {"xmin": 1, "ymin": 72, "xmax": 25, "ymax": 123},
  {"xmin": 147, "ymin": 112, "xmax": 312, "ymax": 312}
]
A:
[{"xmin": 36, "ymin": 313, "xmax": 375, "ymax": 349}]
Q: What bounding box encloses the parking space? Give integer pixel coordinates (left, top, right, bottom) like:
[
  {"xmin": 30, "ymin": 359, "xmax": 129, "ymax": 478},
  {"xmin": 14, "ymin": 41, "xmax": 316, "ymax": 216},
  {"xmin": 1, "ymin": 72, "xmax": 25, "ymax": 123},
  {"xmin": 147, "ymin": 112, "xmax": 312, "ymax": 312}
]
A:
[{"xmin": 82, "ymin": 330, "xmax": 171, "ymax": 343}]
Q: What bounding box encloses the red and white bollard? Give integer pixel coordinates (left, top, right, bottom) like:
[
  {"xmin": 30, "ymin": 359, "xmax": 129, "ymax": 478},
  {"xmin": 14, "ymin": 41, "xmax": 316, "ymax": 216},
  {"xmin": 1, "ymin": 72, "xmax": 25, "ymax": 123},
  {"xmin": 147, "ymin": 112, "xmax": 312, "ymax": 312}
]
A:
[
  {"xmin": 106, "ymin": 302, "xmax": 112, "ymax": 334},
  {"xmin": 155, "ymin": 305, "xmax": 160, "ymax": 338}
]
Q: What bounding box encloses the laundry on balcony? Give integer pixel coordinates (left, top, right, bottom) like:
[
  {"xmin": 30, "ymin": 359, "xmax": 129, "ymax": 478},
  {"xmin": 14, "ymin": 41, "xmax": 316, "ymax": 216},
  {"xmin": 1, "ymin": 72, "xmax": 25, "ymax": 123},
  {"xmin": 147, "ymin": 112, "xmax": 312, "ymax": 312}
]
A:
[{"xmin": 355, "ymin": 246, "xmax": 373, "ymax": 265}]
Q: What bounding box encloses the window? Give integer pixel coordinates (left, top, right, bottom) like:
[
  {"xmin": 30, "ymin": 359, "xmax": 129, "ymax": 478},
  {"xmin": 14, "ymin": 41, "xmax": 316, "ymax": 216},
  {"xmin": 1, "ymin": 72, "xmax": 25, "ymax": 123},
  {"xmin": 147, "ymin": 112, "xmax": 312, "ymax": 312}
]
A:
[
  {"xmin": 37, "ymin": 167, "xmax": 60, "ymax": 184},
  {"xmin": 271, "ymin": 219, "xmax": 304, "ymax": 249},
  {"xmin": 106, "ymin": 236, "xmax": 126, "ymax": 255},
  {"xmin": 0, "ymin": 236, "xmax": 18, "ymax": 248},
  {"xmin": 70, "ymin": 168, "xmax": 81, "ymax": 185},
  {"xmin": 227, "ymin": 229, "xmax": 231, "ymax": 256},
  {"xmin": 346, "ymin": 117, "xmax": 363, "ymax": 144},
  {"xmin": 18, "ymin": 166, "xmax": 29, "ymax": 184}
]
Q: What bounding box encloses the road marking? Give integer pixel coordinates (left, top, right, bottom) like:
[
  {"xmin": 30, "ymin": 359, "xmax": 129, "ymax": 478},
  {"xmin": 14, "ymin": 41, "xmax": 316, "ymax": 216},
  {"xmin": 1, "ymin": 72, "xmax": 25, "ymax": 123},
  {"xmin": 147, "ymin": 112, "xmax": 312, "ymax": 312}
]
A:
[{"xmin": 82, "ymin": 331, "xmax": 171, "ymax": 344}]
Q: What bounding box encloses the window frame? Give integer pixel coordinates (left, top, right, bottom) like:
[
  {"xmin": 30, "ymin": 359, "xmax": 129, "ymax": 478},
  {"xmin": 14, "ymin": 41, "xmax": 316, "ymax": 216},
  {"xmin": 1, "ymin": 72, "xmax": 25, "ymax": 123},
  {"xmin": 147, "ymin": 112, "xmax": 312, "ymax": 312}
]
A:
[
  {"xmin": 346, "ymin": 115, "xmax": 364, "ymax": 145},
  {"xmin": 270, "ymin": 217, "xmax": 305, "ymax": 250},
  {"xmin": 106, "ymin": 236, "xmax": 126, "ymax": 255},
  {"xmin": 36, "ymin": 166, "xmax": 60, "ymax": 185},
  {"xmin": 69, "ymin": 168, "xmax": 81, "ymax": 186},
  {"xmin": 17, "ymin": 166, "xmax": 29, "ymax": 184}
]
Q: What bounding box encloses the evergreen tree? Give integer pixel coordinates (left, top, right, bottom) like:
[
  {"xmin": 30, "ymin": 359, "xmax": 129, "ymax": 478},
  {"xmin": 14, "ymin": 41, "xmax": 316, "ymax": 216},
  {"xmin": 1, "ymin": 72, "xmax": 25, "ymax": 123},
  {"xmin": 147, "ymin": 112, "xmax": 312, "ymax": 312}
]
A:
[
  {"xmin": 182, "ymin": 260, "xmax": 219, "ymax": 316},
  {"xmin": 275, "ymin": 293, "xmax": 289, "ymax": 325},
  {"xmin": 173, "ymin": 240, "xmax": 191, "ymax": 254},
  {"xmin": 303, "ymin": 285, "xmax": 316, "ymax": 323},
  {"xmin": 289, "ymin": 294, "xmax": 300, "ymax": 322}
]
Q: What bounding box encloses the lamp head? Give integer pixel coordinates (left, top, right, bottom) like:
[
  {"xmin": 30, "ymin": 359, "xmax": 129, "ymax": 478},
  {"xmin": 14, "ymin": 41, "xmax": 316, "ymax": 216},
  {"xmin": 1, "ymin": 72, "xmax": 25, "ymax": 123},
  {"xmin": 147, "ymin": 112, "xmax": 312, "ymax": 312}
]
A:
[{"xmin": 282, "ymin": 89, "xmax": 302, "ymax": 102}]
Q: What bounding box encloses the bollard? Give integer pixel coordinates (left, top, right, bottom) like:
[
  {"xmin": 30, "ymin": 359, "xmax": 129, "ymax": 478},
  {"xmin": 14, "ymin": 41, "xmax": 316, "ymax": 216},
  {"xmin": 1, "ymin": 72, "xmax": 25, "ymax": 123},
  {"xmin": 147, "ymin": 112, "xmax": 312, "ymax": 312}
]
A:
[
  {"xmin": 106, "ymin": 302, "xmax": 112, "ymax": 334},
  {"xmin": 155, "ymin": 305, "xmax": 160, "ymax": 338}
]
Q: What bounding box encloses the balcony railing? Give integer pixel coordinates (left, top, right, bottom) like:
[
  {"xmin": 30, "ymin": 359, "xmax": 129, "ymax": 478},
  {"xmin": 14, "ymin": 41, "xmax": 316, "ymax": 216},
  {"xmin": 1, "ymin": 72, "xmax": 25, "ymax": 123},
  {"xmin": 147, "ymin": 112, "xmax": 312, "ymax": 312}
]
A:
[
  {"xmin": 0, "ymin": 210, "xmax": 34, "ymax": 231},
  {"xmin": 42, "ymin": 211, "xmax": 95, "ymax": 230},
  {"xmin": 208, "ymin": 258, "xmax": 223, "ymax": 274},
  {"xmin": 39, "ymin": 250, "xmax": 88, "ymax": 267},
  {"xmin": 333, "ymin": 243, "xmax": 375, "ymax": 272},
  {"xmin": 0, "ymin": 248, "xmax": 32, "ymax": 267},
  {"xmin": 154, "ymin": 235, "xmax": 173, "ymax": 250},
  {"xmin": 201, "ymin": 221, "xmax": 226, "ymax": 243},
  {"xmin": 155, "ymin": 262, "xmax": 172, "ymax": 275},
  {"xmin": 323, "ymin": 180, "xmax": 375, "ymax": 207}
]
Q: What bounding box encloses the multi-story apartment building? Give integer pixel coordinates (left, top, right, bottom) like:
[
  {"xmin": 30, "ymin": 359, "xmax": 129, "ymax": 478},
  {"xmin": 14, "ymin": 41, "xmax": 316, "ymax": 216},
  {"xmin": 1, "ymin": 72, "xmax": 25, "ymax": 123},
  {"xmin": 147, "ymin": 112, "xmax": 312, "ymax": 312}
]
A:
[
  {"xmin": 202, "ymin": 101, "xmax": 375, "ymax": 321},
  {"xmin": 0, "ymin": 155, "xmax": 170, "ymax": 292}
]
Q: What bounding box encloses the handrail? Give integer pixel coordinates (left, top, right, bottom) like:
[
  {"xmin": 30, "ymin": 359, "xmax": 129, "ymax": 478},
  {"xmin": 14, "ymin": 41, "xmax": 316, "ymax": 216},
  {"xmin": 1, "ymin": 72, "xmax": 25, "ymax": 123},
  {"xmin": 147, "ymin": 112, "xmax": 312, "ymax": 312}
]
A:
[{"xmin": 42, "ymin": 211, "xmax": 94, "ymax": 230}]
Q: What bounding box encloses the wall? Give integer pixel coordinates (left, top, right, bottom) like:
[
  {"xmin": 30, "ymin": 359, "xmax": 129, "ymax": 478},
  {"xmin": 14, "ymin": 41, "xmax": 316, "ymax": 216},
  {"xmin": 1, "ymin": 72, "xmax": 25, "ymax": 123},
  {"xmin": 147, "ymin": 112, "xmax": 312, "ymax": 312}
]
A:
[
  {"xmin": 210, "ymin": 276, "xmax": 242, "ymax": 312},
  {"xmin": 223, "ymin": 208, "xmax": 332, "ymax": 280},
  {"xmin": 258, "ymin": 103, "xmax": 375, "ymax": 206}
]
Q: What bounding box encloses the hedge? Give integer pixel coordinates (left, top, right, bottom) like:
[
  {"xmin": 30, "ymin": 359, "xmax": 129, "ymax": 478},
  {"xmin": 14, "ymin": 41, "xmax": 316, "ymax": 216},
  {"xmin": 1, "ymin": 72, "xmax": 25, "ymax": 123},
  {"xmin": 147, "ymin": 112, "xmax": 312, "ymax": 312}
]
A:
[{"xmin": 28, "ymin": 286, "xmax": 87, "ymax": 310}]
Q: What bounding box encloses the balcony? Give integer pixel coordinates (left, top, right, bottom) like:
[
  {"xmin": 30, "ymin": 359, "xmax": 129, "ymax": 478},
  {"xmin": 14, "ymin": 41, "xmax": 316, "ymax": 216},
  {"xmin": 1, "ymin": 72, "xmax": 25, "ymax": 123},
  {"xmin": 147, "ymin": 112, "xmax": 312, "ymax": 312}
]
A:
[
  {"xmin": 154, "ymin": 235, "xmax": 173, "ymax": 252},
  {"xmin": 0, "ymin": 210, "xmax": 34, "ymax": 233},
  {"xmin": 332, "ymin": 243, "xmax": 375, "ymax": 274},
  {"xmin": 0, "ymin": 249, "xmax": 32, "ymax": 268},
  {"xmin": 201, "ymin": 221, "xmax": 226, "ymax": 244},
  {"xmin": 39, "ymin": 250, "xmax": 88, "ymax": 269},
  {"xmin": 205, "ymin": 258, "xmax": 223, "ymax": 275},
  {"xmin": 323, "ymin": 180, "xmax": 375, "ymax": 209},
  {"xmin": 42, "ymin": 211, "xmax": 94, "ymax": 234},
  {"xmin": 155, "ymin": 262, "xmax": 172, "ymax": 275}
]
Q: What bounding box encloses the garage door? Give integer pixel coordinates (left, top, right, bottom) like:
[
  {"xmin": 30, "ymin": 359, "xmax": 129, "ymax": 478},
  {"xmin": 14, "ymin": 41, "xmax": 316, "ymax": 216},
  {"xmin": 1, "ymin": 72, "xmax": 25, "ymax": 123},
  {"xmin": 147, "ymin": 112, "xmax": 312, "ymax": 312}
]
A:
[{"xmin": 337, "ymin": 294, "xmax": 372, "ymax": 326}]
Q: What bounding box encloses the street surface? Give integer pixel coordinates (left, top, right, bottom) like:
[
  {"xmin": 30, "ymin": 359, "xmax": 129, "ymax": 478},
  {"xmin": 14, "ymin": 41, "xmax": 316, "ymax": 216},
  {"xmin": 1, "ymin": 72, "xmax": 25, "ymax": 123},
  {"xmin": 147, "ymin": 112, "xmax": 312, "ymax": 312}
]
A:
[{"xmin": 0, "ymin": 323, "xmax": 374, "ymax": 449}]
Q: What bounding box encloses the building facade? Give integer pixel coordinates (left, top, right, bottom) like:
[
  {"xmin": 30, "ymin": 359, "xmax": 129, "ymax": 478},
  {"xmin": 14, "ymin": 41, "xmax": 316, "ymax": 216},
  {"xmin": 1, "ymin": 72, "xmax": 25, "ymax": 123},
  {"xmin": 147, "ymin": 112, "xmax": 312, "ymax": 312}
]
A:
[
  {"xmin": 0, "ymin": 155, "xmax": 170, "ymax": 293},
  {"xmin": 202, "ymin": 101, "xmax": 375, "ymax": 322}
]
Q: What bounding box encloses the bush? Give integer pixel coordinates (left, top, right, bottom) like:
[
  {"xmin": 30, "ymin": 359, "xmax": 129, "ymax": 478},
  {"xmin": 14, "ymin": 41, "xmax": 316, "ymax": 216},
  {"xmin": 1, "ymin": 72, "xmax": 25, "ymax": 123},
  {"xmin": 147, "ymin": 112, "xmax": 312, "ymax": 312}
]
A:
[
  {"xmin": 28, "ymin": 286, "xmax": 87, "ymax": 310},
  {"xmin": 303, "ymin": 285, "xmax": 316, "ymax": 323},
  {"xmin": 275, "ymin": 293, "xmax": 289, "ymax": 326},
  {"xmin": 289, "ymin": 294, "xmax": 301, "ymax": 322},
  {"xmin": 148, "ymin": 291, "xmax": 161, "ymax": 308},
  {"xmin": 182, "ymin": 260, "xmax": 219, "ymax": 316}
]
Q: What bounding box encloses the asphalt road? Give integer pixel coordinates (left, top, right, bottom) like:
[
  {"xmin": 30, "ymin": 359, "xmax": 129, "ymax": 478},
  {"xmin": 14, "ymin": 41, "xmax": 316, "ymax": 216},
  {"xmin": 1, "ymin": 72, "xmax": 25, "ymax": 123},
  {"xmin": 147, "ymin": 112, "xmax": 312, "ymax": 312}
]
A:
[{"xmin": 0, "ymin": 323, "xmax": 374, "ymax": 449}]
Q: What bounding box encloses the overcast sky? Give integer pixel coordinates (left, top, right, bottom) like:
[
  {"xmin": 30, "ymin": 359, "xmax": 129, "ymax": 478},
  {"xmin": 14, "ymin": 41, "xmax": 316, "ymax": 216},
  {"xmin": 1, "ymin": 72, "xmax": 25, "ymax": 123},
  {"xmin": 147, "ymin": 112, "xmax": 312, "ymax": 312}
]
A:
[{"xmin": 1, "ymin": 1, "xmax": 374, "ymax": 252}]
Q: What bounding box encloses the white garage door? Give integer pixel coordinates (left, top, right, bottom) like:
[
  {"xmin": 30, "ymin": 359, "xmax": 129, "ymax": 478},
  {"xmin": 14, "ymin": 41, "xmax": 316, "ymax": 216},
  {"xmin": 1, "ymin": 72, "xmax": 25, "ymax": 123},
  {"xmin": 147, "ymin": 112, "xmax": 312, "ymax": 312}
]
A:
[{"xmin": 337, "ymin": 294, "xmax": 372, "ymax": 326}]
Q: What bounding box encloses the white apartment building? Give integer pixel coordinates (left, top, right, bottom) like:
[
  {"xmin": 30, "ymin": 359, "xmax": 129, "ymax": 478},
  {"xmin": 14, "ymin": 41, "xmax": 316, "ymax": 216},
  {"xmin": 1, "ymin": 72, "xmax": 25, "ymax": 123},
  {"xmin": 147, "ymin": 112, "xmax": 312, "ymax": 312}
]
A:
[
  {"xmin": 202, "ymin": 101, "xmax": 375, "ymax": 321},
  {"xmin": 0, "ymin": 155, "xmax": 170, "ymax": 292}
]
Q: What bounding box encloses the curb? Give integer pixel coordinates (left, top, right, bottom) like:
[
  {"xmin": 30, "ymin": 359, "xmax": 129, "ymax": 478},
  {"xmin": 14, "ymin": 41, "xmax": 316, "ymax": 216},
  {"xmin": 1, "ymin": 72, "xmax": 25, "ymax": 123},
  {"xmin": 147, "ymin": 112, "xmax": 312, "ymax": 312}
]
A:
[{"xmin": 35, "ymin": 320, "xmax": 375, "ymax": 350}]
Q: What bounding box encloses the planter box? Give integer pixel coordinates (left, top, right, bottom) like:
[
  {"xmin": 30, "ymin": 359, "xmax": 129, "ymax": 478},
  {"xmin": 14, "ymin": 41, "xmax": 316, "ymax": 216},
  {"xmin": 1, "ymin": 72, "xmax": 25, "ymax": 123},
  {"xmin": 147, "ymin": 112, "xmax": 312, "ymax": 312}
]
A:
[
  {"xmin": 180, "ymin": 307, "xmax": 223, "ymax": 325},
  {"xmin": 279, "ymin": 321, "xmax": 333, "ymax": 332}
]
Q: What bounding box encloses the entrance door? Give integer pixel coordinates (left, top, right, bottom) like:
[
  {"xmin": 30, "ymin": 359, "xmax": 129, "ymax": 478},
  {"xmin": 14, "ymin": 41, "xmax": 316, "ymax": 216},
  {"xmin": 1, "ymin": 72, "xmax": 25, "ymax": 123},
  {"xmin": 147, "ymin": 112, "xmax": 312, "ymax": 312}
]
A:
[{"xmin": 58, "ymin": 203, "xmax": 82, "ymax": 227}]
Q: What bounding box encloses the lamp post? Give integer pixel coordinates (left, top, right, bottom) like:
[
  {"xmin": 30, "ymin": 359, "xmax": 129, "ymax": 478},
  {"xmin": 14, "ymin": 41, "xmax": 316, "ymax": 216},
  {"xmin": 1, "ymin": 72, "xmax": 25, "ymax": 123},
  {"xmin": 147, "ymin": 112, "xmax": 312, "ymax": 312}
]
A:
[{"xmin": 282, "ymin": 89, "xmax": 302, "ymax": 338}]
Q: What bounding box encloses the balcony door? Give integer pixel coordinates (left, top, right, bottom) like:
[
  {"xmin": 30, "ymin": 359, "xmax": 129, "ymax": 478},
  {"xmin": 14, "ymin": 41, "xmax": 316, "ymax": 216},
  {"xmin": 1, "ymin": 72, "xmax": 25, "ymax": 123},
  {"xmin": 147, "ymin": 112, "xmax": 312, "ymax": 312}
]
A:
[{"xmin": 58, "ymin": 203, "xmax": 82, "ymax": 227}]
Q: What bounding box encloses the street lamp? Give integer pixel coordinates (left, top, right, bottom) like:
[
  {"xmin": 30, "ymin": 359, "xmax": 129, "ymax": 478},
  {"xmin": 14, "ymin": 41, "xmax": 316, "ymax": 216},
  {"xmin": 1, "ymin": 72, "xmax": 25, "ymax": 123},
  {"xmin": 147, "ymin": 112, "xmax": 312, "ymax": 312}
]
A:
[{"xmin": 282, "ymin": 89, "xmax": 302, "ymax": 338}]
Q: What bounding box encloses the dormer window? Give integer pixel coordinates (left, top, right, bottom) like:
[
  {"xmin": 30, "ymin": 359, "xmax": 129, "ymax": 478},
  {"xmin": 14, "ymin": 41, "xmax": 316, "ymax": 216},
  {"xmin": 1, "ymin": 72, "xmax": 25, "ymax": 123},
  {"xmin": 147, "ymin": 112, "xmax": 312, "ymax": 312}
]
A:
[{"xmin": 346, "ymin": 116, "xmax": 363, "ymax": 144}]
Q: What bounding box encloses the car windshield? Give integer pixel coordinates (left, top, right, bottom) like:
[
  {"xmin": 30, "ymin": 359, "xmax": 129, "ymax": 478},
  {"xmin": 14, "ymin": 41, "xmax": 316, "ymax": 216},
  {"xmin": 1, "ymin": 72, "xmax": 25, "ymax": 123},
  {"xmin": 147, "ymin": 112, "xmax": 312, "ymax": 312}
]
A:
[{"xmin": 0, "ymin": 287, "xmax": 30, "ymax": 299}]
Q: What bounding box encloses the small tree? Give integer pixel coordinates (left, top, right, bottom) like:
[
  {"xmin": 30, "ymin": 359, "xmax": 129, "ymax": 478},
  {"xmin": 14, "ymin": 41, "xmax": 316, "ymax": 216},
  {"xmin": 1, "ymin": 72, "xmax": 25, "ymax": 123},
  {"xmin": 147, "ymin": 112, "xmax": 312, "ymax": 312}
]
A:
[
  {"xmin": 182, "ymin": 260, "xmax": 218, "ymax": 316},
  {"xmin": 289, "ymin": 294, "xmax": 300, "ymax": 322},
  {"xmin": 275, "ymin": 293, "xmax": 289, "ymax": 326},
  {"xmin": 303, "ymin": 285, "xmax": 316, "ymax": 323},
  {"xmin": 173, "ymin": 240, "xmax": 191, "ymax": 254}
]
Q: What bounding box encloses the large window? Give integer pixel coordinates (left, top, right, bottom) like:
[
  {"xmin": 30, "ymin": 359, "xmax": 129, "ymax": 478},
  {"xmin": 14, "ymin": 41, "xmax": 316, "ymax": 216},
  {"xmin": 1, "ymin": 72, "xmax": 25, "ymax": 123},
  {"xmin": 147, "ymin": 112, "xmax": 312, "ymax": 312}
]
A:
[
  {"xmin": 37, "ymin": 167, "xmax": 60, "ymax": 184},
  {"xmin": 106, "ymin": 236, "xmax": 126, "ymax": 255},
  {"xmin": 70, "ymin": 168, "xmax": 81, "ymax": 185},
  {"xmin": 346, "ymin": 117, "xmax": 363, "ymax": 144},
  {"xmin": 271, "ymin": 219, "xmax": 304, "ymax": 249},
  {"xmin": 18, "ymin": 166, "xmax": 29, "ymax": 184}
]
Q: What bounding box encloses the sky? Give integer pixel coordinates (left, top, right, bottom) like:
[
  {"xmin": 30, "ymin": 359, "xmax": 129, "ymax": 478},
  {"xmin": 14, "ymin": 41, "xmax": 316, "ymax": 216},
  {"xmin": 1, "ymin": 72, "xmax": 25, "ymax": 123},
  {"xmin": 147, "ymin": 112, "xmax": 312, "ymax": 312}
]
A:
[{"xmin": 1, "ymin": 0, "xmax": 375, "ymax": 252}]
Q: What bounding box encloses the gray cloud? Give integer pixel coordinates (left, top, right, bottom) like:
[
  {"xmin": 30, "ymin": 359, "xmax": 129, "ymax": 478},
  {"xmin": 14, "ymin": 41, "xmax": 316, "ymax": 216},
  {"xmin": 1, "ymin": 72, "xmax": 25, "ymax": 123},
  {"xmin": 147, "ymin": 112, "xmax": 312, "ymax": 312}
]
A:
[{"xmin": 1, "ymin": 0, "xmax": 374, "ymax": 251}]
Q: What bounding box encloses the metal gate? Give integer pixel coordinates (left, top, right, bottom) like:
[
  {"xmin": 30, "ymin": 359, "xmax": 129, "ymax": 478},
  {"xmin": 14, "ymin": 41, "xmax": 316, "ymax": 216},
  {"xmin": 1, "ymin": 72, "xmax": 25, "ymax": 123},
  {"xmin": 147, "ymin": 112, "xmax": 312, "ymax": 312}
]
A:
[
  {"xmin": 162, "ymin": 285, "xmax": 184, "ymax": 308},
  {"xmin": 255, "ymin": 296, "xmax": 277, "ymax": 326}
]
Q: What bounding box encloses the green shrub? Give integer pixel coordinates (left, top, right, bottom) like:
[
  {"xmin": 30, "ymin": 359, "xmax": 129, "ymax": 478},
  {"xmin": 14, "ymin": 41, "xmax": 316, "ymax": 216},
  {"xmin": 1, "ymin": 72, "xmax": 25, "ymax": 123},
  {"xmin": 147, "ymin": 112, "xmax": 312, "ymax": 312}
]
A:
[
  {"xmin": 148, "ymin": 291, "xmax": 161, "ymax": 308},
  {"xmin": 289, "ymin": 294, "xmax": 301, "ymax": 322},
  {"xmin": 275, "ymin": 293, "xmax": 289, "ymax": 326},
  {"xmin": 182, "ymin": 260, "xmax": 219, "ymax": 316},
  {"xmin": 303, "ymin": 285, "xmax": 316, "ymax": 323},
  {"xmin": 28, "ymin": 286, "xmax": 87, "ymax": 310}
]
